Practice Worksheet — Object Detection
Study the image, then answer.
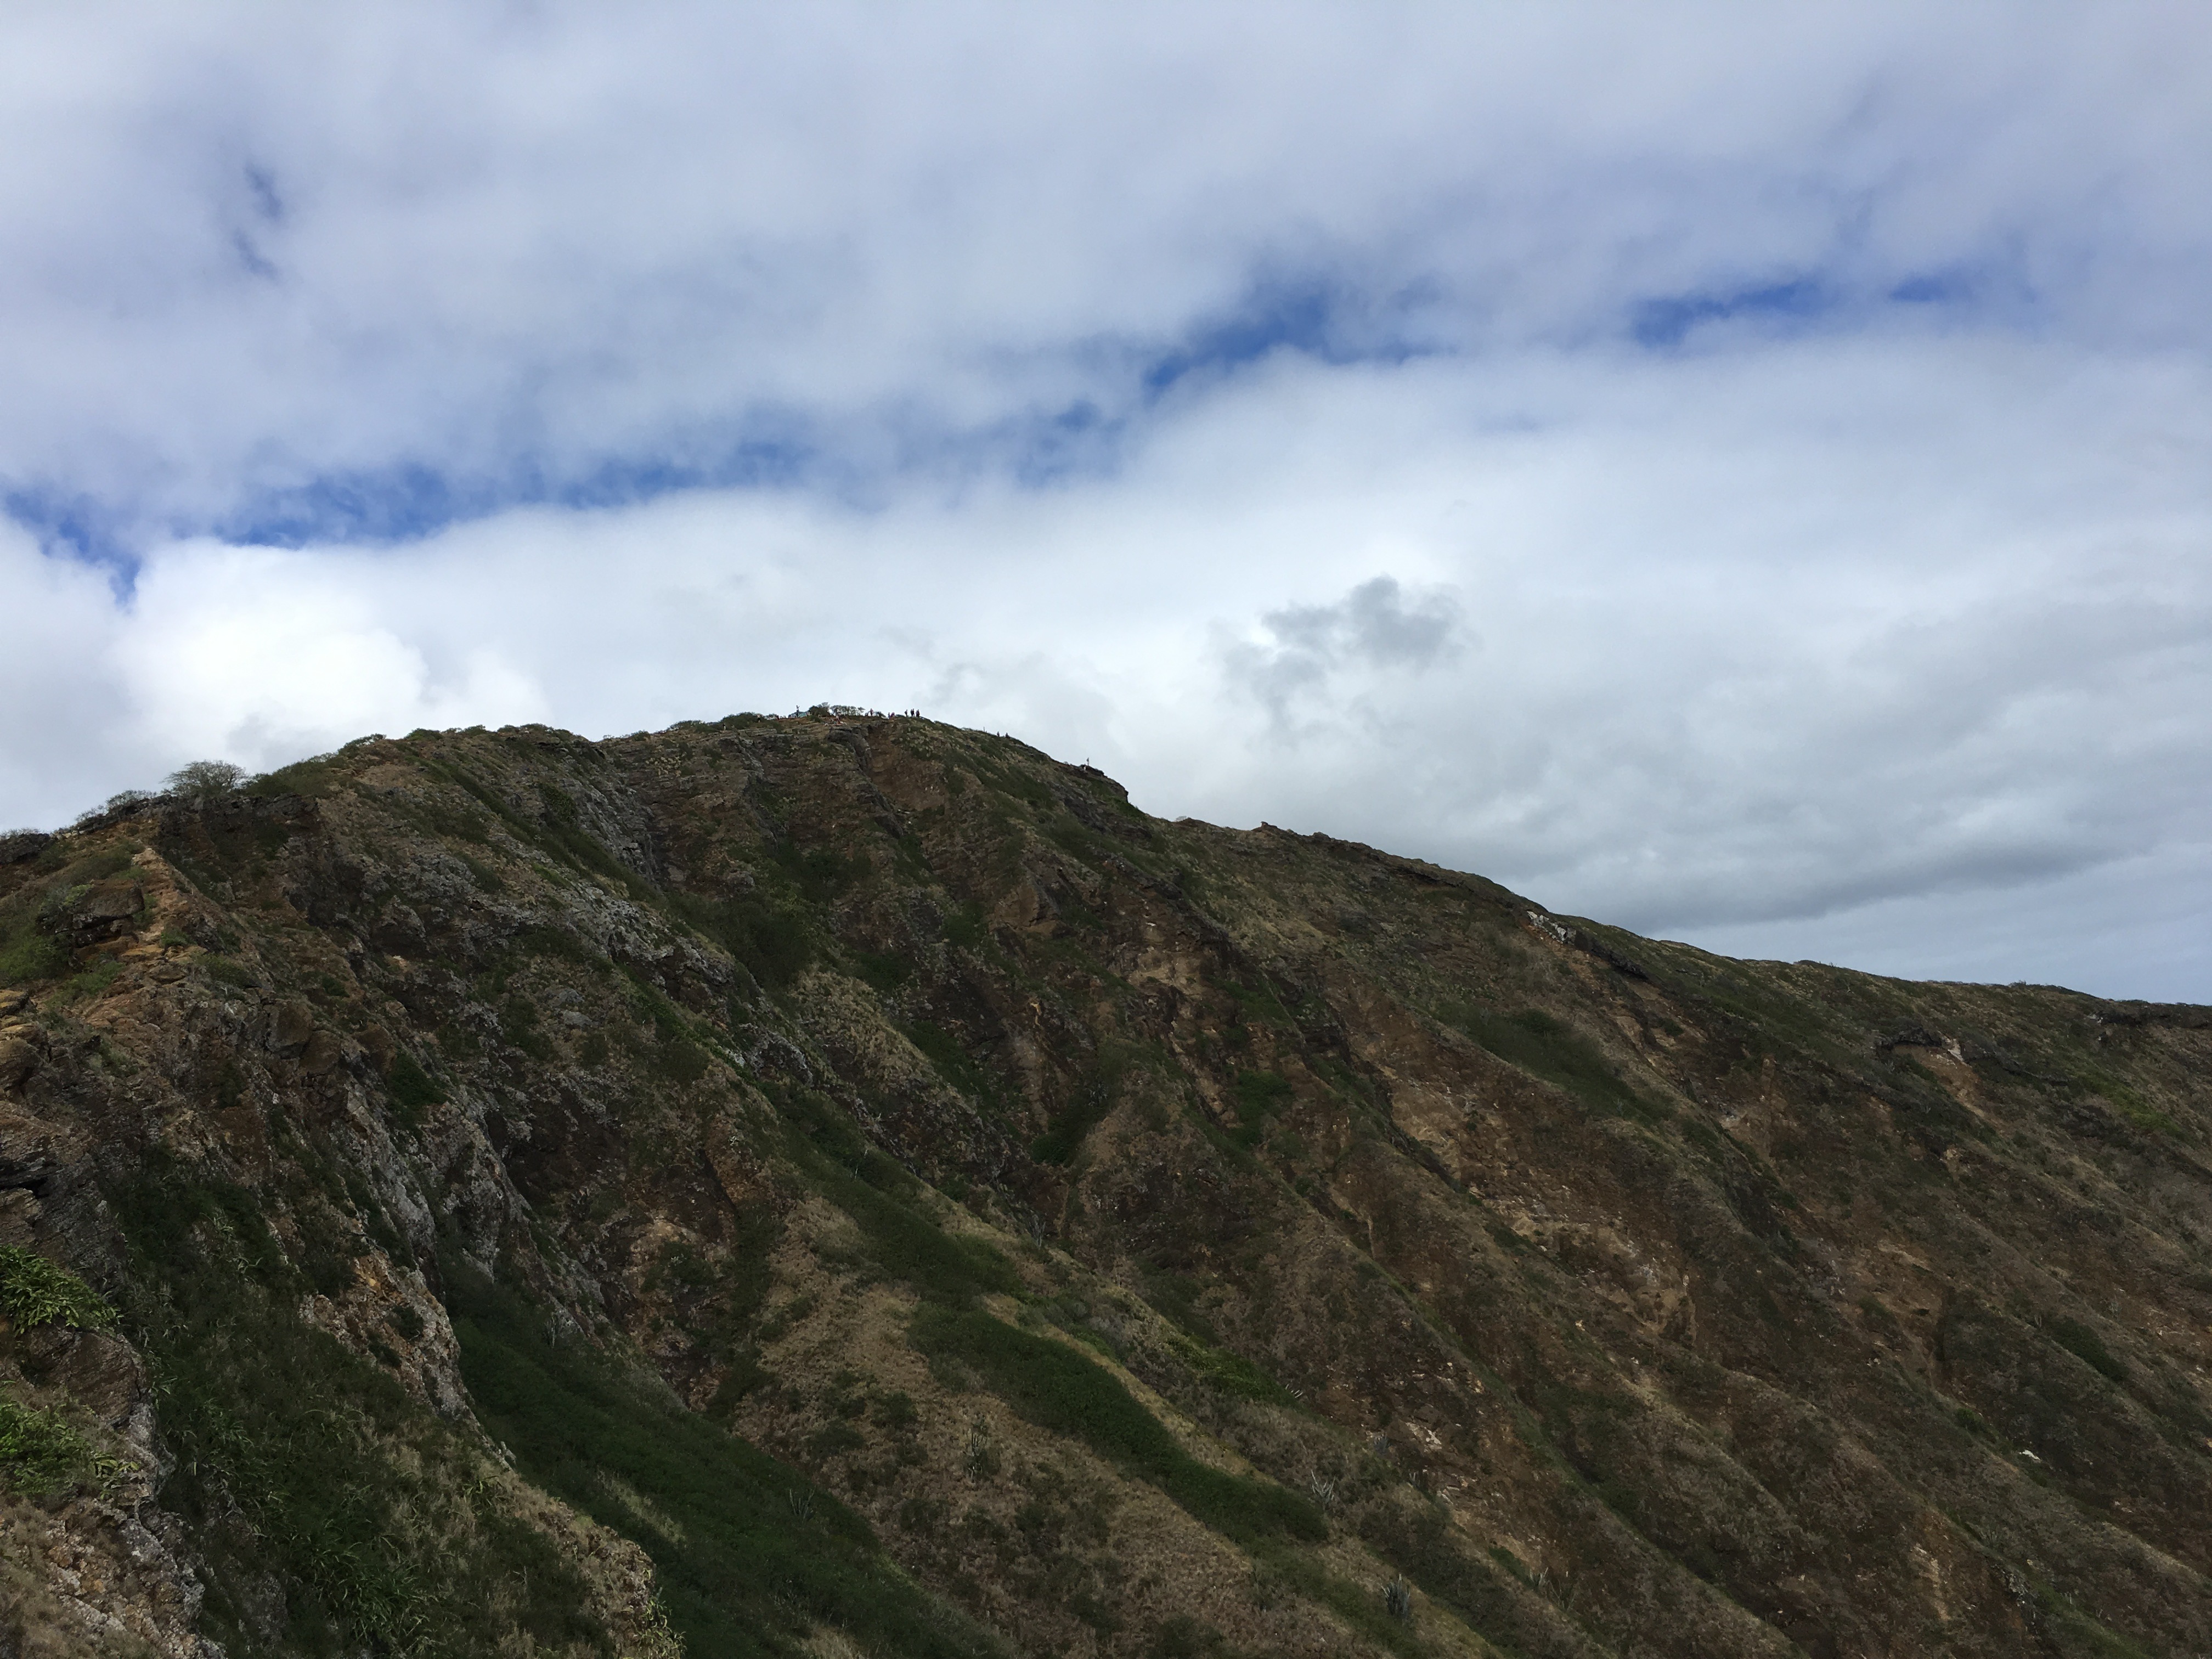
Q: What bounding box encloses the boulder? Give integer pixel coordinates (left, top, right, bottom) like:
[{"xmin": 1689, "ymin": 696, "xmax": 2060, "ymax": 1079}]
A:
[
  {"xmin": 270, "ymin": 999, "xmax": 316, "ymax": 1054},
  {"xmin": 300, "ymin": 1030, "xmax": 344, "ymax": 1075},
  {"xmin": 0, "ymin": 1030, "xmax": 38, "ymax": 1091}
]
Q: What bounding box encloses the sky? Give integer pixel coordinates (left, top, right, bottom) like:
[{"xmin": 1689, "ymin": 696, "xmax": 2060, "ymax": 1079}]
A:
[{"xmin": 2, "ymin": 1, "xmax": 2208, "ymax": 1002}]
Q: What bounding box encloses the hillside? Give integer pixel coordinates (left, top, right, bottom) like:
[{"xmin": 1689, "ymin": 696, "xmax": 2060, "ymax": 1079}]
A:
[{"xmin": 1, "ymin": 709, "xmax": 2208, "ymax": 1659}]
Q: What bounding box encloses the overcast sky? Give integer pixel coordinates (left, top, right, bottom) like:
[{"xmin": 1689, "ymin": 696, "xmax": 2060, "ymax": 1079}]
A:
[{"xmin": 3, "ymin": 2, "xmax": 2208, "ymax": 1001}]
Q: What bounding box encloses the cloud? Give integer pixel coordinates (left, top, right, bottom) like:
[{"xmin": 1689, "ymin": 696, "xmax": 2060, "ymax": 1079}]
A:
[
  {"xmin": 0, "ymin": 3, "xmax": 2208, "ymax": 1000},
  {"xmin": 2, "ymin": 3, "xmax": 2208, "ymax": 550},
  {"xmin": 1224, "ymin": 576, "xmax": 1467, "ymax": 724}
]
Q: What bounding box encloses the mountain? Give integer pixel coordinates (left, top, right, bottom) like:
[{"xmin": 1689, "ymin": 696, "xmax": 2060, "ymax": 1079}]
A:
[{"xmin": 1, "ymin": 710, "xmax": 2208, "ymax": 1659}]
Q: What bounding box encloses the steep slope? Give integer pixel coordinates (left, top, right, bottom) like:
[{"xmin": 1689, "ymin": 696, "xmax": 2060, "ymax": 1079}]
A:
[{"xmin": 1, "ymin": 710, "xmax": 2207, "ymax": 1659}]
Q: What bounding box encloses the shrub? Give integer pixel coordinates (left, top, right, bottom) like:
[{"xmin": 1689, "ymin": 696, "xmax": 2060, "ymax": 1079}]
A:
[
  {"xmin": 55, "ymin": 957, "xmax": 122, "ymax": 1005},
  {"xmin": 2046, "ymin": 1316, "xmax": 2129, "ymax": 1384},
  {"xmin": 1442, "ymin": 1003, "xmax": 1660, "ymax": 1122},
  {"xmin": 252, "ymin": 754, "xmax": 346, "ymax": 799},
  {"xmin": 1148, "ymin": 1614, "xmax": 1227, "ymax": 1658},
  {"xmin": 0, "ymin": 1389, "xmax": 109, "ymax": 1496},
  {"xmin": 1229, "ymin": 1069, "xmax": 1292, "ymax": 1147},
  {"xmin": 853, "ymin": 949, "xmax": 914, "ymax": 992},
  {"xmin": 1031, "ymin": 1066, "xmax": 1118, "ymax": 1166},
  {"xmin": 204, "ymin": 954, "xmax": 259, "ymax": 990},
  {"xmin": 942, "ymin": 902, "xmax": 988, "ymax": 951},
  {"xmin": 905, "ymin": 1020, "xmax": 996, "ymax": 1104},
  {"xmin": 0, "ymin": 1246, "xmax": 117, "ymax": 1331},
  {"xmin": 779, "ymin": 1105, "xmax": 1018, "ymax": 1301},
  {"xmin": 674, "ymin": 892, "xmax": 814, "ymax": 991},
  {"xmin": 775, "ymin": 842, "xmax": 861, "ymax": 904},
  {"xmin": 653, "ymin": 1036, "xmax": 711, "ymax": 1085},
  {"xmin": 386, "ymin": 1051, "xmax": 446, "ymax": 1120},
  {"xmin": 0, "ymin": 928, "xmax": 65, "ymax": 986},
  {"xmin": 165, "ymin": 759, "xmax": 246, "ymax": 801},
  {"xmin": 1167, "ymin": 1330, "xmax": 1295, "ymax": 1405}
]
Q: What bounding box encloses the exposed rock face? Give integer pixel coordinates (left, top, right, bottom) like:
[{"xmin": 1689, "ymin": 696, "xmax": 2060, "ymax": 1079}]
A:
[{"xmin": 0, "ymin": 713, "xmax": 2206, "ymax": 1658}]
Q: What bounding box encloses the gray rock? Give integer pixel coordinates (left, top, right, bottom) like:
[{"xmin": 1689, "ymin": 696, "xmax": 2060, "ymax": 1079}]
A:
[
  {"xmin": 0, "ymin": 830, "xmax": 51, "ymax": 865},
  {"xmin": 270, "ymin": 999, "xmax": 315, "ymax": 1054}
]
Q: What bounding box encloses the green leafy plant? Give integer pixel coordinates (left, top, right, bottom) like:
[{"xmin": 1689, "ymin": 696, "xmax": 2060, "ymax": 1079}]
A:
[
  {"xmin": 0, "ymin": 1245, "xmax": 117, "ymax": 1331},
  {"xmin": 0, "ymin": 928, "xmax": 64, "ymax": 986},
  {"xmin": 0, "ymin": 1389, "xmax": 116, "ymax": 1496}
]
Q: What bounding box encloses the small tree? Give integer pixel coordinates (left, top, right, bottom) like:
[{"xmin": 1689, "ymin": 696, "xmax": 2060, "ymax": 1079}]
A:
[{"xmin": 164, "ymin": 760, "xmax": 245, "ymax": 802}]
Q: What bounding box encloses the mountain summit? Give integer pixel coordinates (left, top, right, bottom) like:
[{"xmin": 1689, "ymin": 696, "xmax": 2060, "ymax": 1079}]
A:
[{"xmin": 2, "ymin": 712, "xmax": 2207, "ymax": 1657}]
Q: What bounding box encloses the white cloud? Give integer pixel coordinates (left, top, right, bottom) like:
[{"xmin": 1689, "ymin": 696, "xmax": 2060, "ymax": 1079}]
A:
[{"xmin": 1, "ymin": 3, "xmax": 2208, "ymax": 530}]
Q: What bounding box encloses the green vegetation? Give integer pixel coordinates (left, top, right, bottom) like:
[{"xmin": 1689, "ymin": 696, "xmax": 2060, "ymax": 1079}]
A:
[
  {"xmin": 942, "ymin": 901, "xmax": 988, "ymax": 950},
  {"xmin": 449, "ymin": 1257, "xmax": 1000, "ymax": 1658},
  {"xmin": 673, "ymin": 889, "xmax": 815, "ymax": 991},
  {"xmin": 1229, "ymin": 1069, "xmax": 1292, "ymax": 1148},
  {"xmin": 205, "ymin": 953, "xmax": 260, "ymax": 990},
  {"xmin": 0, "ymin": 925, "xmax": 64, "ymax": 986},
  {"xmin": 905, "ymin": 1019, "xmax": 999, "ymax": 1105},
  {"xmin": 0, "ymin": 1245, "xmax": 116, "ymax": 1331},
  {"xmin": 1031, "ymin": 1066, "xmax": 1119, "ymax": 1165},
  {"xmin": 251, "ymin": 754, "xmax": 347, "ymax": 799},
  {"xmin": 963, "ymin": 756, "xmax": 1055, "ymax": 813},
  {"xmin": 168, "ymin": 759, "xmax": 246, "ymax": 800},
  {"xmin": 854, "ymin": 948, "xmax": 915, "ymax": 991},
  {"xmin": 0, "ymin": 1389, "xmax": 118, "ymax": 1497},
  {"xmin": 654, "ymin": 1034, "xmax": 712, "ymax": 1084},
  {"xmin": 1217, "ymin": 977, "xmax": 1297, "ymax": 1031},
  {"xmin": 459, "ymin": 853, "xmax": 505, "ymax": 894},
  {"xmin": 1441, "ymin": 1002, "xmax": 1661, "ymax": 1121},
  {"xmin": 1165, "ymin": 1330, "xmax": 1296, "ymax": 1406},
  {"xmin": 2072, "ymin": 1068, "xmax": 2180, "ymax": 1136},
  {"xmin": 910, "ymin": 1305, "xmax": 1325, "ymax": 1547},
  {"xmin": 774, "ymin": 841, "xmax": 862, "ymax": 904},
  {"xmin": 55, "ymin": 955, "xmax": 122, "ymax": 1004},
  {"xmin": 2046, "ymin": 1315, "xmax": 2129, "ymax": 1384},
  {"xmin": 0, "ymin": 851, "xmax": 137, "ymax": 986},
  {"xmin": 10, "ymin": 718, "xmax": 2203, "ymax": 1654},
  {"xmin": 386, "ymin": 1051, "xmax": 445, "ymax": 1123},
  {"xmin": 108, "ymin": 1157, "xmax": 612, "ymax": 1657},
  {"xmin": 774, "ymin": 1088, "xmax": 1020, "ymax": 1300},
  {"xmin": 421, "ymin": 760, "xmax": 646, "ymax": 898},
  {"xmin": 534, "ymin": 785, "xmax": 640, "ymax": 888}
]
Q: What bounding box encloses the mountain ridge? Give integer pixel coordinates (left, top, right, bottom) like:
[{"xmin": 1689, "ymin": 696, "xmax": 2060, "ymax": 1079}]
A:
[{"xmin": 1, "ymin": 710, "xmax": 2207, "ymax": 1658}]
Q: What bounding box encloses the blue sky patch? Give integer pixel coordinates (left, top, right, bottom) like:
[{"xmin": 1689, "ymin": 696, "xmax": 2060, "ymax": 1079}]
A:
[
  {"xmin": 212, "ymin": 432, "xmax": 821, "ymax": 550},
  {"xmin": 1137, "ymin": 274, "xmax": 1432, "ymax": 397},
  {"xmin": 1630, "ymin": 277, "xmax": 1834, "ymax": 348},
  {"xmin": 1889, "ymin": 269, "xmax": 1973, "ymax": 304},
  {"xmin": 5, "ymin": 487, "xmax": 134, "ymax": 570}
]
